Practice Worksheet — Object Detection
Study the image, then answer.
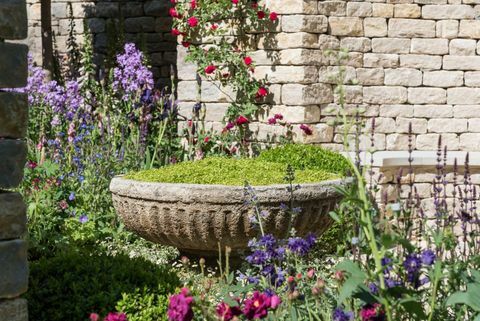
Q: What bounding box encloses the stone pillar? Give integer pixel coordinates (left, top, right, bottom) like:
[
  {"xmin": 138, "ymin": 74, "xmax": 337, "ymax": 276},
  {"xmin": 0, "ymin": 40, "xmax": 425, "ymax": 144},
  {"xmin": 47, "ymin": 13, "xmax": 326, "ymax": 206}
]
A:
[{"xmin": 0, "ymin": 0, "xmax": 29, "ymax": 320}]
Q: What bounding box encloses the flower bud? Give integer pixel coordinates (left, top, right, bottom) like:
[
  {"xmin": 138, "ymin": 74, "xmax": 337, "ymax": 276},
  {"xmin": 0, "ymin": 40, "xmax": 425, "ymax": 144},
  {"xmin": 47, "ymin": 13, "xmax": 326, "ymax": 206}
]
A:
[
  {"xmin": 311, "ymin": 286, "xmax": 321, "ymax": 296},
  {"xmin": 307, "ymin": 269, "xmax": 315, "ymax": 279},
  {"xmin": 334, "ymin": 270, "xmax": 345, "ymax": 282},
  {"xmin": 316, "ymin": 278, "xmax": 326, "ymax": 289},
  {"xmin": 181, "ymin": 256, "xmax": 190, "ymax": 265}
]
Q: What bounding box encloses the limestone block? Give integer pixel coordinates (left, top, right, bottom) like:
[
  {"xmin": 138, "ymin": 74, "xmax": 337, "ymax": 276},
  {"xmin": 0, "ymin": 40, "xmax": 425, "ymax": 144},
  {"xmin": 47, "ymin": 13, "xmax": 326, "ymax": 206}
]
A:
[
  {"xmin": 0, "ymin": 93, "xmax": 28, "ymax": 139},
  {"xmin": 454, "ymin": 105, "xmax": 480, "ymax": 117},
  {"xmin": 294, "ymin": 123, "xmax": 334, "ymax": 143},
  {"xmin": 328, "ymin": 17, "xmax": 364, "ymax": 36},
  {"xmin": 449, "ymin": 39, "xmax": 477, "ymax": 55},
  {"xmin": 318, "ymin": 66, "xmax": 357, "ymax": 84},
  {"xmin": 281, "ymin": 83, "xmax": 333, "ymax": 105},
  {"xmin": 394, "ymin": 4, "xmax": 421, "ymax": 18},
  {"xmin": 468, "ymin": 118, "xmax": 480, "ymax": 132},
  {"xmin": 408, "ymin": 88, "xmax": 446, "ymax": 104},
  {"xmin": 422, "ymin": 5, "xmax": 474, "ymax": 19},
  {"xmin": 436, "ymin": 20, "xmax": 459, "ymax": 39},
  {"xmin": 400, "ymin": 54, "xmax": 442, "ymax": 69},
  {"xmin": 0, "ymin": 0, "xmax": 27, "ymax": 39},
  {"xmin": 335, "ymin": 85, "xmax": 363, "ymax": 104},
  {"xmin": 465, "ymin": 72, "xmax": 480, "ymax": 86},
  {"xmin": 460, "ymin": 133, "xmax": 480, "ymax": 150},
  {"xmin": 347, "ymin": 2, "xmax": 372, "ymax": 16},
  {"xmin": 388, "ymin": 19, "xmax": 436, "ymax": 38},
  {"xmin": 340, "ymin": 37, "xmax": 371, "ymax": 52},
  {"xmin": 0, "ymin": 43, "xmax": 28, "ymax": 88},
  {"xmin": 384, "ymin": 68, "xmax": 422, "ymax": 86},
  {"xmin": 254, "ymin": 66, "xmax": 318, "ymax": 84},
  {"xmin": 0, "ymin": 240, "xmax": 28, "ymax": 298},
  {"xmin": 0, "ymin": 140, "xmax": 27, "ymax": 189},
  {"xmin": 278, "ymin": 49, "xmax": 323, "ymax": 65},
  {"xmin": 260, "ymin": 105, "xmax": 321, "ymax": 123},
  {"xmin": 386, "ymin": 133, "xmax": 412, "ymax": 150},
  {"xmin": 372, "ymin": 3, "xmax": 394, "ymax": 17},
  {"xmin": 281, "ymin": 15, "xmax": 328, "ymax": 33},
  {"xmin": 396, "ymin": 117, "xmax": 428, "ymax": 133},
  {"xmin": 363, "ymin": 86, "xmax": 407, "ymax": 104},
  {"xmin": 0, "ymin": 299, "xmax": 28, "ymax": 321},
  {"xmin": 364, "ymin": 18, "xmax": 388, "ymax": 37},
  {"xmin": 71, "ymin": 2, "xmax": 95, "ymax": 18},
  {"xmin": 443, "ymin": 56, "xmax": 480, "ymax": 70},
  {"xmin": 411, "ymin": 38, "xmax": 449, "ymax": 55},
  {"xmin": 365, "ymin": 117, "xmax": 396, "ymax": 133},
  {"xmin": 318, "ymin": 34, "xmax": 340, "ymax": 50},
  {"xmin": 428, "ymin": 118, "xmax": 467, "ymax": 132},
  {"xmin": 423, "ymin": 71, "xmax": 464, "ymax": 88},
  {"xmin": 179, "ymin": 102, "xmax": 229, "ymax": 122},
  {"xmin": 51, "ymin": 2, "xmax": 68, "ymax": 19},
  {"xmin": 258, "ymin": 32, "xmax": 318, "ymax": 49},
  {"xmin": 364, "ymin": 53, "xmax": 399, "ymax": 68},
  {"xmin": 318, "ymin": 1, "xmax": 346, "ymax": 16},
  {"xmin": 356, "ymin": 68, "xmax": 385, "ymax": 85},
  {"xmin": 266, "ymin": 0, "xmax": 318, "ymax": 14},
  {"xmin": 418, "ymin": 134, "xmax": 459, "ymax": 150},
  {"xmin": 379, "ymin": 104, "xmax": 414, "ymax": 117},
  {"xmin": 458, "ymin": 20, "xmax": 480, "ymax": 39},
  {"xmin": 372, "ymin": 38, "xmax": 410, "ymax": 53},
  {"xmin": 0, "ymin": 192, "xmax": 26, "ymax": 240},
  {"xmin": 447, "ymin": 88, "xmax": 480, "ymax": 104}
]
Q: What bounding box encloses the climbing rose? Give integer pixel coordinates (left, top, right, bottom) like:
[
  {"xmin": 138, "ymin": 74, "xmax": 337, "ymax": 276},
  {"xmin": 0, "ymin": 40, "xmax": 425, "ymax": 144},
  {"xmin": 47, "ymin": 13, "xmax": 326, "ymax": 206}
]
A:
[
  {"xmin": 243, "ymin": 291, "xmax": 271, "ymax": 320},
  {"xmin": 211, "ymin": 23, "xmax": 218, "ymax": 30},
  {"xmin": 257, "ymin": 87, "xmax": 268, "ymax": 97},
  {"xmin": 205, "ymin": 65, "xmax": 216, "ymax": 74},
  {"xmin": 244, "ymin": 56, "xmax": 253, "ymax": 65},
  {"xmin": 182, "ymin": 41, "xmax": 190, "ymax": 48},
  {"xmin": 232, "ymin": 0, "xmax": 238, "ymax": 4},
  {"xmin": 187, "ymin": 16, "xmax": 198, "ymax": 27},
  {"xmin": 190, "ymin": 0, "xmax": 196, "ymax": 9},
  {"xmin": 168, "ymin": 288, "xmax": 194, "ymax": 321},
  {"xmin": 235, "ymin": 115, "xmax": 249, "ymax": 125},
  {"xmin": 269, "ymin": 12, "xmax": 278, "ymax": 21},
  {"xmin": 104, "ymin": 312, "xmax": 127, "ymax": 321},
  {"xmin": 274, "ymin": 113, "xmax": 283, "ymax": 120},
  {"xmin": 216, "ymin": 302, "xmax": 242, "ymax": 321},
  {"xmin": 300, "ymin": 124, "xmax": 313, "ymax": 135},
  {"xmin": 225, "ymin": 122, "xmax": 235, "ymax": 131},
  {"xmin": 257, "ymin": 10, "xmax": 266, "ymax": 19},
  {"xmin": 171, "ymin": 28, "xmax": 181, "ymax": 36},
  {"xmin": 169, "ymin": 8, "xmax": 179, "ymax": 18}
]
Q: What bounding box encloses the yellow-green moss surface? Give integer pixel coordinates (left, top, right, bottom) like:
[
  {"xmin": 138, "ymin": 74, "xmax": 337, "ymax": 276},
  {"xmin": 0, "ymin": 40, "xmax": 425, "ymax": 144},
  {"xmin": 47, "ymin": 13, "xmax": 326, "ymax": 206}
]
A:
[{"xmin": 126, "ymin": 157, "xmax": 338, "ymax": 186}]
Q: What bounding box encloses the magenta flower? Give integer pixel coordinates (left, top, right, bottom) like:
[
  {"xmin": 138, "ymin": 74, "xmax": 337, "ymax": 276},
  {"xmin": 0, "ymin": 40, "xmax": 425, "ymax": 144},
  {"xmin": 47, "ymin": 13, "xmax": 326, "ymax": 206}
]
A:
[
  {"xmin": 270, "ymin": 295, "xmax": 281, "ymax": 309},
  {"xmin": 216, "ymin": 301, "xmax": 242, "ymax": 321},
  {"xmin": 243, "ymin": 291, "xmax": 271, "ymax": 320},
  {"xmin": 89, "ymin": 313, "xmax": 99, "ymax": 321},
  {"xmin": 104, "ymin": 312, "xmax": 127, "ymax": 321},
  {"xmin": 360, "ymin": 303, "xmax": 385, "ymax": 321},
  {"xmin": 168, "ymin": 288, "xmax": 194, "ymax": 321},
  {"xmin": 300, "ymin": 124, "xmax": 313, "ymax": 135}
]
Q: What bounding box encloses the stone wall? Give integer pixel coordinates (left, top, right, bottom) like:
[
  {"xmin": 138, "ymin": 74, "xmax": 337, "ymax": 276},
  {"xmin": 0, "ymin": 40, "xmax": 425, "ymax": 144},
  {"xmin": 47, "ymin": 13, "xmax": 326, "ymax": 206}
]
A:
[
  {"xmin": 0, "ymin": 0, "xmax": 29, "ymax": 319},
  {"xmin": 176, "ymin": 0, "xmax": 480, "ymax": 151},
  {"xmin": 26, "ymin": 0, "xmax": 176, "ymax": 85}
]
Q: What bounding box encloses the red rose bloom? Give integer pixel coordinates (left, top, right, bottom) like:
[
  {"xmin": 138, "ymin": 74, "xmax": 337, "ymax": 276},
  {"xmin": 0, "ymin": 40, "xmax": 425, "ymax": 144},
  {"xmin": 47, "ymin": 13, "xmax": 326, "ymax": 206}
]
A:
[
  {"xmin": 169, "ymin": 7, "xmax": 179, "ymax": 18},
  {"xmin": 274, "ymin": 113, "xmax": 283, "ymax": 120},
  {"xmin": 203, "ymin": 136, "xmax": 210, "ymax": 143},
  {"xmin": 171, "ymin": 28, "xmax": 181, "ymax": 36},
  {"xmin": 187, "ymin": 16, "xmax": 198, "ymax": 27},
  {"xmin": 190, "ymin": 0, "xmax": 196, "ymax": 9},
  {"xmin": 182, "ymin": 41, "xmax": 190, "ymax": 48},
  {"xmin": 232, "ymin": 0, "xmax": 238, "ymax": 4},
  {"xmin": 211, "ymin": 24, "xmax": 218, "ymax": 30},
  {"xmin": 300, "ymin": 124, "xmax": 313, "ymax": 135},
  {"xmin": 244, "ymin": 56, "xmax": 253, "ymax": 65},
  {"xmin": 269, "ymin": 12, "xmax": 278, "ymax": 21},
  {"xmin": 256, "ymin": 87, "xmax": 268, "ymax": 98},
  {"xmin": 204, "ymin": 65, "xmax": 216, "ymax": 74},
  {"xmin": 257, "ymin": 10, "xmax": 266, "ymax": 19},
  {"xmin": 235, "ymin": 115, "xmax": 249, "ymax": 125}
]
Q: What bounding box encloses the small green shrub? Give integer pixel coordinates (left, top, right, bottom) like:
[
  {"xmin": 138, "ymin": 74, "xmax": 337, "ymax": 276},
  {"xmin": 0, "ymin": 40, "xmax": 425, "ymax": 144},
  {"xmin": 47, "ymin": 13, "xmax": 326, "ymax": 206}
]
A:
[
  {"xmin": 27, "ymin": 250, "xmax": 179, "ymax": 321},
  {"xmin": 126, "ymin": 157, "xmax": 337, "ymax": 186},
  {"xmin": 115, "ymin": 287, "xmax": 169, "ymax": 321},
  {"xmin": 258, "ymin": 144, "xmax": 352, "ymax": 176}
]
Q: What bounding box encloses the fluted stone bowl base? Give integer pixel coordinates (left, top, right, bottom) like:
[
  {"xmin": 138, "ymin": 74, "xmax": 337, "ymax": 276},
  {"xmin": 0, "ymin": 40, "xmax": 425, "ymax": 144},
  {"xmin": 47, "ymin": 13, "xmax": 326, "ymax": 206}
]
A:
[{"xmin": 110, "ymin": 177, "xmax": 347, "ymax": 257}]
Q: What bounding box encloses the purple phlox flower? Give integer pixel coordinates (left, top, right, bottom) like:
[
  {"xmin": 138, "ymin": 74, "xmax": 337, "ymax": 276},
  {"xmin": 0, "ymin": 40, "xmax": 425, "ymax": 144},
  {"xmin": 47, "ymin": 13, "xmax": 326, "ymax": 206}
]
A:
[
  {"xmin": 333, "ymin": 307, "xmax": 354, "ymax": 321},
  {"xmin": 167, "ymin": 288, "xmax": 194, "ymax": 321},
  {"xmin": 79, "ymin": 214, "xmax": 88, "ymax": 224},
  {"xmin": 421, "ymin": 249, "xmax": 436, "ymax": 266},
  {"xmin": 68, "ymin": 192, "xmax": 75, "ymax": 201},
  {"xmin": 113, "ymin": 43, "xmax": 154, "ymax": 100},
  {"xmin": 104, "ymin": 312, "xmax": 127, "ymax": 321}
]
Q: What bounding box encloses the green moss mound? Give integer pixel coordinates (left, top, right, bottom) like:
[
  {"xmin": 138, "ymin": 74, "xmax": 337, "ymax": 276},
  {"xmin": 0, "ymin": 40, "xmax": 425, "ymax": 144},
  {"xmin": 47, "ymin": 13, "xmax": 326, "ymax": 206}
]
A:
[
  {"xmin": 126, "ymin": 157, "xmax": 337, "ymax": 186},
  {"xmin": 258, "ymin": 144, "xmax": 352, "ymax": 176}
]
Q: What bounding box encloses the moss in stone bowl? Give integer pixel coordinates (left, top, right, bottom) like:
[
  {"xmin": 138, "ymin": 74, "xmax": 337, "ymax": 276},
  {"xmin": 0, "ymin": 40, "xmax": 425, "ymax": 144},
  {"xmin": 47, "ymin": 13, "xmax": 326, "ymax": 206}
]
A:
[{"xmin": 125, "ymin": 145, "xmax": 350, "ymax": 186}]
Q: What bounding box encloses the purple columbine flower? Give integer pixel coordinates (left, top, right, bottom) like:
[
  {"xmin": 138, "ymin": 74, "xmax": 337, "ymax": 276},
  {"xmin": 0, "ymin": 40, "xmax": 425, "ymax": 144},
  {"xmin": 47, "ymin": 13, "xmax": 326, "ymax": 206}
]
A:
[
  {"xmin": 421, "ymin": 249, "xmax": 436, "ymax": 266},
  {"xmin": 403, "ymin": 253, "xmax": 422, "ymax": 274},
  {"xmin": 332, "ymin": 307, "xmax": 354, "ymax": 321},
  {"xmin": 79, "ymin": 214, "xmax": 88, "ymax": 224},
  {"xmin": 68, "ymin": 192, "xmax": 75, "ymax": 201}
]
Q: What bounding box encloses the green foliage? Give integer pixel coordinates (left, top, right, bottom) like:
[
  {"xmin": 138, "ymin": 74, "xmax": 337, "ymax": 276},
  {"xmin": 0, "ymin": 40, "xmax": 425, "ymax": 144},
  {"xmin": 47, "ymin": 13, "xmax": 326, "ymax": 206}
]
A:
[
  {"xmin": 258, "ymin": 144, "xmax": 352, "ymax": 176},
  {"xmin": 126, "ymin": 157, "xmax": 337, "ymax": 186},
  {"xmin": 116, "ymin": 287, "xmax": 170, "ymax": 321},
  {"xmin": 27, "ymin": 250, "xmax": 179, "ymax": 321}
]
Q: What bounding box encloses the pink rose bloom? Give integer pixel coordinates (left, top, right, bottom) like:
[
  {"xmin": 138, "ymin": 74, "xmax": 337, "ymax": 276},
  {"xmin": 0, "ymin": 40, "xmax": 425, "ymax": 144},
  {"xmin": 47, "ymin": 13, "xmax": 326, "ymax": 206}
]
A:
[
  {"xmin": 204, "ymin": 65, "xmax": 216, "ymax": 74},
  {"xmin": 300, "ymin": 124, "xmax": 313, "ymax": 136},
  {"xmin": 187, "ymin": 16, "xmax": 198, "ymax": 27},
  {"xmin": 104, "ymin": 312, "xmax": 127, "ymax": 321},
  {"xmin": 269, "ymin": 12, "xmax": 278, "ymax": 21},
  {"xmin": 89, "ymin": 313, "xmax": 100, "ymax": 321},
  {"xmin": 235, "ymin": 115, "xmax": 249, "ymax": 125}
]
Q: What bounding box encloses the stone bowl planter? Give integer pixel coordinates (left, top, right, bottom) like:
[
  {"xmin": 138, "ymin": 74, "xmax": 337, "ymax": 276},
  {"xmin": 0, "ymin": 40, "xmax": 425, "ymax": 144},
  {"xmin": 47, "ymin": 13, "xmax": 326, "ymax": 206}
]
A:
[{"xmin": 110, "ymin": 176, "xmax": 348, "ymax": 257}]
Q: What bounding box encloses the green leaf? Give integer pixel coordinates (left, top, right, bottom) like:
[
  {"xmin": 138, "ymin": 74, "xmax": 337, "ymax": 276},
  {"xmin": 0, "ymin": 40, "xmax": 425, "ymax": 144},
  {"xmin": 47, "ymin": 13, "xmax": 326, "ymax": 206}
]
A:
[
  {"xmin": 399, "ymin": 298, "xmax": 427, "ymax": 319},
  {"xmin": 329, "ymin": 211, "xmax": 341, "ymax": 223},
  {"xmin": 336, "ymin": 260, "xmax": 367, "ymax": 304},
  {"xmin": 446, "ymin": 283, "xmax": 480, "ymax": 311}
]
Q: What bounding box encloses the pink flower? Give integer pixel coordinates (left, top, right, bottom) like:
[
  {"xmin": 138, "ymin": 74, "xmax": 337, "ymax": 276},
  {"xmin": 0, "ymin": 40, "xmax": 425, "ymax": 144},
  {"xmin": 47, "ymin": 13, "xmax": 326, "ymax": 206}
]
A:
[
  {"xmin": 27, "ymin": 160, "xmax": 38, "ymax": 169},
  {"xmin": 360, "ymin": 304, "xmax": 385, "ymax": 321},
  {"xmin": 182, "ymin": 41, "xmax": 190, "ymax": 48},
  {"xmin": 268, "ymin": 118, "xmax": 276, "ymax": 125},
  {"xmin": 274, "ymin": 113, "xmax": 283, "ymax": 120},
  {"xmin": 257, "ymin": 10, "xmax": 266, "ymax": 19},
  {"xmin": 204, "ymin": 65, "xmax": 216, "ymax": 74},
  {"xmin": 232, "ymin": 0, "xmax": 238, "ymax": 4},
  {"xmin": 256, "ymin": 87, "xmax": 268, "ymax": 98},
  {"xmin": 235, "ymin": 115, "xmax": 249, "ymax": 125},
  {"xmin": 190, "ymin": 0, "xmax": 196, "ymax": 9},
  {"xmin": 204, "ymin": 136, "xmax": 210, "ymax": 143},
  {"xmin": 270, "ymin": 295, "xmax": 281, "ymax": 310},
  {"xmin": 211, "ymin": 24, "xmax": 218, "ymax": 30},
  {"xmin": 59, "ymin": 200, "xmax": 68, "ymax": 210},
  {"xmin": 243, "ymin": 291, "xmax": 271, "ymax": 320},
  {"xmin": 104, "ymin": 312, "xmax": 127, "ymax": 321},
  {"xmin": 169, "ymin": 8, "xmax": 179, "ymax": 18},
  {"xmin": 187, "ymin": 16, "xmax": 198, "ymax": 27},
  {"xmin": 171, "ymin": 28, "xmax": 181, "ymax": 36},
  {"xmin": 89, "ymin": 313, "xmax": 100, "ymax": 321},
  {"xmin": 244, "ymin": 56, "xmax": 253, "ymax": 65},
  {"xmin": 300, "ymin": 124, "xmax": 313, "ymax": 136},
  {"xmin": 269, "ymin": 12, "xmax": 278, "ymax": 21},
  {"xmin": 224, "ymin": 122, "xmax": 235, "ymax": 131},
  {"xmin": 168, "ymin": 288, "xmax": 194, "ymax": 321},
  {"xmin": 216, "ymin": 302, "xmax": 242, "ymax": 321}
]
